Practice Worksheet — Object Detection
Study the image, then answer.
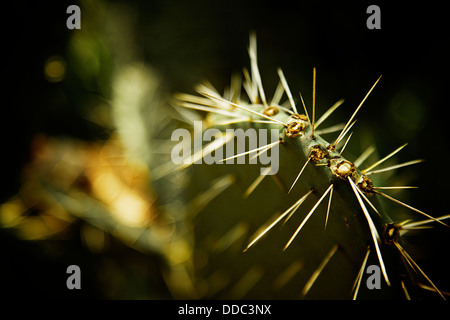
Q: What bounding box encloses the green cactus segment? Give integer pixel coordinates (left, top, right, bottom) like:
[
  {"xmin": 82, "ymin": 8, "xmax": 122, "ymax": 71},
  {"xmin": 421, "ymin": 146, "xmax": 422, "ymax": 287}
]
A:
[{"xmin": 175, "ymin": 35, "xmax": 447, "ymax": 299}]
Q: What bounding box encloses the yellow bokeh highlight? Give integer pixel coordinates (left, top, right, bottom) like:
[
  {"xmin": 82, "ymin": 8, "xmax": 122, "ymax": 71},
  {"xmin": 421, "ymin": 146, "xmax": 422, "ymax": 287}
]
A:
[{"xmin": 44, "ymin": 56, "xmax": 66, "ymax": 82}]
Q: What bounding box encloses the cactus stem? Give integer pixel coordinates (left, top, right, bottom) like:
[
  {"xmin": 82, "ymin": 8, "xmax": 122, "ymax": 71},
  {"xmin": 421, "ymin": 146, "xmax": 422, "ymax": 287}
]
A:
[{"xmin": 284, "ymin": 184, "xmax": 334, "ymax": 250}]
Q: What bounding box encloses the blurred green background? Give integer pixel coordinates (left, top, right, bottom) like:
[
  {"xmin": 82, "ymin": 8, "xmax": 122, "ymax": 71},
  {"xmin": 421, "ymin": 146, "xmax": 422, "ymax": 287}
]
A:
[{"xmin": 2, "ymin": 0, "xmax": 449, "ymax": 299}]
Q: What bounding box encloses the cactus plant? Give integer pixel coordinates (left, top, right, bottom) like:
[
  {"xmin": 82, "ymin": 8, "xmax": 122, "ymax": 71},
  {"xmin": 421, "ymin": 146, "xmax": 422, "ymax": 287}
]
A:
[{"xmin": 170, "ymin": 33, "xmax": 449, "ymax": 299}]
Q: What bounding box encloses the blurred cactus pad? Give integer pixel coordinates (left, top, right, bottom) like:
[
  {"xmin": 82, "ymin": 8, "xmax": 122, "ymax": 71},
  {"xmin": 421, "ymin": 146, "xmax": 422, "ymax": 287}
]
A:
[{"xmin": 2, "ymin": 1, "xmax": 449, "ymax": 299}]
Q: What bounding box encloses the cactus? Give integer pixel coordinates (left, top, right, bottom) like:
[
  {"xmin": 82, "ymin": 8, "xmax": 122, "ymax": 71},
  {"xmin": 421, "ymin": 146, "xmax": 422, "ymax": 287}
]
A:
[{"xmin": 170, "ymin": 33, "xmax": 449, "ymax": 299}]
